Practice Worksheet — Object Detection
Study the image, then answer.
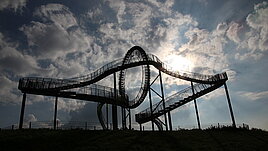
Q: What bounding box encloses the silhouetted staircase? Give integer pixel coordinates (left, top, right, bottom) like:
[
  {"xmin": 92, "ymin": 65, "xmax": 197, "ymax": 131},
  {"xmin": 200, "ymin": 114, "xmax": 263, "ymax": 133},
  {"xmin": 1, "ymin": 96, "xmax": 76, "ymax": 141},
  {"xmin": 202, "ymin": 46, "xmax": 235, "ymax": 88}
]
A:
[{"xmin": 135, "ymin": 72, "xmax": 228, "ymax": 124}]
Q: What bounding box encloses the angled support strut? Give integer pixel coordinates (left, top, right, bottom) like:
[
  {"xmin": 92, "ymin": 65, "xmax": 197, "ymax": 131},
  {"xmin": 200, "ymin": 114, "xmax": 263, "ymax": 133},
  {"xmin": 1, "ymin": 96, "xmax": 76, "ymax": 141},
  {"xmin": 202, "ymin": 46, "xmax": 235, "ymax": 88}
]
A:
[
  {"xmin": 191, "ymin": 81, "xmax": 201, "ymax": 129},
  {"xmin": 224, "ymin": 83, "xmax": 236, "ymax": 128},
  {"xmin": 159, "ymin": 70, "xmax": 168, "ymax": 131}
]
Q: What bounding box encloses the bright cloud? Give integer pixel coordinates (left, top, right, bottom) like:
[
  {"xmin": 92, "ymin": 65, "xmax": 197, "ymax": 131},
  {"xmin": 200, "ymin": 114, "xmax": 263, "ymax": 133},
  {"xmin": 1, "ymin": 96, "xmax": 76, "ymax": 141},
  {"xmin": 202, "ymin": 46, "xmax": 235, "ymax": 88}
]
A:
[
  {"xmin": 226, "ymin": 22, "xmax": 243, "ymax": 43},
  {"xmin": 0, "ymin": 0, "xmax": 27, "ymax": 12},
  {"xmin": 237, "ymin": 91, "xmax": 268, "ymax": 101},
  {"xmin": 20, "ymin": 4, "xmax": 92, "ymax": 60},
  {"xmin": 25, "ymin": 114, "xmax": 38, "ymax": 123},
  {"xmin": 246, "ymin": 1, "xmax": 268, "ymax": 51},
  {"xmin": 33, "ymin": 4, "xmax": 78, "ymax": 29},
  {"xmin": 57, "ymin": 99, "xmax": 86, "ymax": 112},
  {"xmin": 179, "ymin": 27, "xmax": 229, "ymax": 74},
  {"xmin": 0, "ymin": 75, "xmax": 19, "ymax": 104},
  {"xmin": 227, "ymin": 1, "xmax": 268, "ymax": 60}
]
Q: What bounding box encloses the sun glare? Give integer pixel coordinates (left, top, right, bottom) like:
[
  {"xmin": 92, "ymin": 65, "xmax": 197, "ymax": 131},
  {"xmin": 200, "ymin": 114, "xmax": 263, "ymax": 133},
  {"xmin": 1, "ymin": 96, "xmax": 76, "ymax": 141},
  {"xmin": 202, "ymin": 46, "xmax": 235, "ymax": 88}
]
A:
[{"xmin": 165, "ymin": 55, "xmax": 193, "ymax": 72}]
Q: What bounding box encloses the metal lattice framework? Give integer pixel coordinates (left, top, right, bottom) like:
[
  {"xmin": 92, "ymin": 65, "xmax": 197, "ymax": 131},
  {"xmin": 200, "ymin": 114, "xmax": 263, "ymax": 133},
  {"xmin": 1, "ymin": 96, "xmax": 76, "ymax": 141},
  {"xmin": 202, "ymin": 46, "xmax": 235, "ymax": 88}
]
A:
[{"xmin": 18, "ymin": 46, "xmax": 233, "ymax": 130}]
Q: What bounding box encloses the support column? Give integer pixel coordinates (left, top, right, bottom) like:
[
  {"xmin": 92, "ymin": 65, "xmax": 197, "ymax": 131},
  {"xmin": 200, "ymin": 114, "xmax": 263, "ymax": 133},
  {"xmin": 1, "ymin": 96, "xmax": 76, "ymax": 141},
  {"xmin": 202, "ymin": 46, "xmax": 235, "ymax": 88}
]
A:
[
  {"xmin": 106, "ymin": 103, "xmax": 109, "ymax": 129},
  {"xmin": 224, "ymin": 83, "xmax": 236, "ymax": 128},
  {"xmin": 112, "ymin": 72, "xmax": 118, "ymax": 130},
  {"xmin": 140, "ymin": 124, "xmax": 142, "ymax": 131},
  {"xmin": 148, "ymin": 87, "xmax": 154, "ymax": 131},
  {"xmin": 112, "ymin": 105, "xmax": 117, "ymax": 129},
  {"xmin": 19, "ymin": 93, "xmax": 26, "ymax": 129},
  {"xmin": 53, "ymin": 96, "xmax": 58, "ymax": 130},
  {"xmin": 121, "ymin": 107, "xmax": 124, "ymax": 129},
  {"xmin": 121, "ymin": 107, "xmax": 126, "ymax": 129},
  {"xmin": 191, "ymin": 82, "xmax": 201, "ymax": 129},
  {"xmin": 168, "ymin": 111, "xmax": 172, "ymax": 131},
  {"xmin": 128, "ymin": 109, "xmax": 131, "ymax": 130},
  {"xmin": 159, "ymin": 71, "xmax": 168, "ymax": 131}
]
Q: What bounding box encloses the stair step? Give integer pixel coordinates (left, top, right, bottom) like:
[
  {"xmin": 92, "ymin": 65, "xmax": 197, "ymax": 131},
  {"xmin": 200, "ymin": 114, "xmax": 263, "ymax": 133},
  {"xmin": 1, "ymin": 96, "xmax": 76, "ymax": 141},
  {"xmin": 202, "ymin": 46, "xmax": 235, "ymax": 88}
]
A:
[
  {"xmin": 171, "ymin": 104, "xmax": 177, "ymax": 106},
  {"xmin": 175, "ymin": 102, "xmax": 182, "ymax": 105}
]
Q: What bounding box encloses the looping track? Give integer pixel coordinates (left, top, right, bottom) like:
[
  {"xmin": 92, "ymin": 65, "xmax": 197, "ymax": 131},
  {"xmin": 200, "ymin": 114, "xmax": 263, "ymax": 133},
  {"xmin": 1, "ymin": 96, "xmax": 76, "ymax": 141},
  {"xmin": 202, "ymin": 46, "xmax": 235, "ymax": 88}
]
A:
[
  {"xmin": 119, "ymin": 46, "xmax": 150, "ymax": 108},
  {"xmin": 18, "ymin": 46, "xmax": 228, "ymax": 127}
]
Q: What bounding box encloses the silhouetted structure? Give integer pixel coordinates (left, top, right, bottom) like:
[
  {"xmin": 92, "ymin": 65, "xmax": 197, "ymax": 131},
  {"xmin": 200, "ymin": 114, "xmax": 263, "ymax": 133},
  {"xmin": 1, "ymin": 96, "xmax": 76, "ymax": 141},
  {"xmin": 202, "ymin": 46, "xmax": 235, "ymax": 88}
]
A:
[{"xmin": 18, "ymin": 46, "xmax": 236, "ymax": 130}]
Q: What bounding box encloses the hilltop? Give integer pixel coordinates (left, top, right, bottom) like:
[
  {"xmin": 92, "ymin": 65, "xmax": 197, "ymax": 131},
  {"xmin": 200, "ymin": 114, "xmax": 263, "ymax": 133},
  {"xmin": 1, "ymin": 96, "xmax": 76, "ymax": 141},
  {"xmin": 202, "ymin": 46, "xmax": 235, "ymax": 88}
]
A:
[{"xmin": 0, "ymin": 128, "xmax": 268, "ymax": 151}]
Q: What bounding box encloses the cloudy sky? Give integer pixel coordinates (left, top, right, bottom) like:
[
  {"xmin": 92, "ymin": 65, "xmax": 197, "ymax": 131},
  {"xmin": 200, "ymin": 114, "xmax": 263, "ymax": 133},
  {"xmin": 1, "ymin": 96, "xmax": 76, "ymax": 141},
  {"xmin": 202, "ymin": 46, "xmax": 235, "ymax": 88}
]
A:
[{"xmin": 0, "ymin": 0, "xmax": 268, "ymax": 130}]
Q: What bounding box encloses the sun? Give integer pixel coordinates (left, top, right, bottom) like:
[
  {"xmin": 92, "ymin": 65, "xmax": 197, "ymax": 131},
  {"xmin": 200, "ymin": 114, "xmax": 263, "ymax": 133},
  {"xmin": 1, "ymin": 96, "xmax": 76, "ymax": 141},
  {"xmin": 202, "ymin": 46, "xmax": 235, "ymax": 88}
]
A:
[{"xmin": 165, "ymin": 55, "xmax": 193, "ymax": 72}]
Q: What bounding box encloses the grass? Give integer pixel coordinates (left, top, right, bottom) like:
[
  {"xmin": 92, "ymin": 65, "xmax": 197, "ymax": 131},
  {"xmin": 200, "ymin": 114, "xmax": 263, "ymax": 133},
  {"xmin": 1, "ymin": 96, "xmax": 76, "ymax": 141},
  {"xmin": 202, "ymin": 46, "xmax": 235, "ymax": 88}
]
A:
[{"xmin": 0, "ymin": 128, "xmax": 268, "ymax": 151}]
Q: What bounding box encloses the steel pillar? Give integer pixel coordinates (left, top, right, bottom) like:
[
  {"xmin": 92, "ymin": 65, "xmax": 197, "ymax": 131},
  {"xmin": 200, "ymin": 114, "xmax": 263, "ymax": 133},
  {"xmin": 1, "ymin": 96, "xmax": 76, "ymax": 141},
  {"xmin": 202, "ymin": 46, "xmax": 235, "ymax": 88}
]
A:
[
  {"xmin": 140, "ymin": 124, "xmax": 142, "ymax": 131},
  {"xmin": 148, "ymin": 86, "xmax": 155, "ymax": 131},
  {"xmin": 112, "ymin": 73, "xmax": 118, "ymax": 130},
  {"xmin": 53, "ymin": 96, "xmax": 58, "ymax": 130},
  {"xmin": 121, "ymin": 107, "xmax": 124, "ymax": 129},
  {"xmin": 19, "ymin": 93, "xmax": 26, "ymax": 129},
  {"xmin": 128, "ymin": 108, "xmax": 131, "ymax": 129},
  {"xmin": 121, "ymin": 108, "xmax": 131, "ymax": 130},
  {"xmin": 224, "ymin": 83, "xmax": 236, "ymax": 128},
  {"xmin": 168, "ymin": 111, "xmax": 172, "ymax": 131},
  {"xmin": 106, "ymin": 103, "xmax": 109, "ymax": 129},
  {"xmin": 159, "ymin": 71, "xmax": 168, "ymax": 131},
  {"xmin": 121, "ymin": 107, "xmax": 126, "ymax": 129},
  {"xmin": 191, "ymin": 81, "xmax": 201, "ymax": 129}
]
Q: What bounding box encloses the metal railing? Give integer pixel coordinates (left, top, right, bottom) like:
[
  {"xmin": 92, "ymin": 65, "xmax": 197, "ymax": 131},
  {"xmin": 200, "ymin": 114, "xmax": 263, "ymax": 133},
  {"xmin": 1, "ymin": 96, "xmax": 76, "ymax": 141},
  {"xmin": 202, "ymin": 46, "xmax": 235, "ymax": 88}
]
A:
[
  {"xmin": 2, "ymin": 121, "xmax": 103, "ymax": 130},
  {"xmin": 19, "ymin": 52, "xmax": 228, "ymax": 109},
  {"xmin": 19, "ymin": 78, "xmax": 129, "ymax": 101},
  {"xmin": 147, "ymin": 54, "xmax": 214, "ymax": 81},
  {"xmin": 19, "ymin": 53, "xmax": 221, "ymax": 92},
  {"xmin": 136, "ymin": 72, "xmax": 228, "ymax": 122}
]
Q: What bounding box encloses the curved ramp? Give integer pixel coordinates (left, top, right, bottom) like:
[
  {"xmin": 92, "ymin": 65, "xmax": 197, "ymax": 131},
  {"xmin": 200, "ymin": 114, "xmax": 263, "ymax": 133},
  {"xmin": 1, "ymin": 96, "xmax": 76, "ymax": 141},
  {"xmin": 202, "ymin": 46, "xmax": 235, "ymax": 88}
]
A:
[
  {"xmin": 18, "ymin": 46, "xmax": 224, "ymax": 108},
  {"xmin": 18, "ymin": 46, "xmax": 228, "ymax": 129}
]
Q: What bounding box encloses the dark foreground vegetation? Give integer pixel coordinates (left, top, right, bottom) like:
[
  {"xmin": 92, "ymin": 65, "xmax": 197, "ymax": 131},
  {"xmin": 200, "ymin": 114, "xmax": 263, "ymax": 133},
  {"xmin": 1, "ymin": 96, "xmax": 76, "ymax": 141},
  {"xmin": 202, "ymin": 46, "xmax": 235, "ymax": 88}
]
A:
[{"xmin": 0, "ymin": 128, "xmax": 268, "ymax": 151}]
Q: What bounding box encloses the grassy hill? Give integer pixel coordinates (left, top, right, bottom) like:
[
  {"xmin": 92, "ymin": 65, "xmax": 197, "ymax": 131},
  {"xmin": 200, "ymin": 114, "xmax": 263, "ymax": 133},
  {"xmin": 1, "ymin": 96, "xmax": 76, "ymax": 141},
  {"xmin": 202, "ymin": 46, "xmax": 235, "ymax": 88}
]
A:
[{"xmin": 1, "ymin": 128, "xmax": 268, "ymax": 151}]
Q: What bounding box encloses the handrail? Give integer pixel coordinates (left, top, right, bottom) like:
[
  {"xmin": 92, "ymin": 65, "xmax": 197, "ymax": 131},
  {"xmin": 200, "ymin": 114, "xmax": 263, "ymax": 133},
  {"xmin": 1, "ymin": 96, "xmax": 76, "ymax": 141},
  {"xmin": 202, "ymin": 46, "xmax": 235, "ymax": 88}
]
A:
[
  {"xmin": 135, "ymin": 72, "xmax": 227, "ymax": 123},
  {"xmin": 19, "ymin": 54, "xmax": 220, "ymax": 92},
  {"xmin": 18, "ymin": 46, "xmax": 227, "ymax": 109}
]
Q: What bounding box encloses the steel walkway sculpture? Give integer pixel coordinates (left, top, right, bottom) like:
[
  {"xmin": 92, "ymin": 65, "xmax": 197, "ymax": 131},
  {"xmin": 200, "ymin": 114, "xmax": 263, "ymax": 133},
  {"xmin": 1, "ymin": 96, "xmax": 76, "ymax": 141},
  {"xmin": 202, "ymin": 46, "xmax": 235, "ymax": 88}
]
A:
[{"xmin": 18, "ymin": 46, "xmax": 236, "ymax": 130}]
